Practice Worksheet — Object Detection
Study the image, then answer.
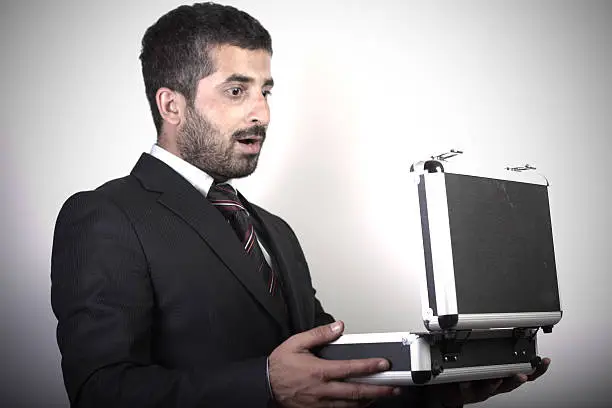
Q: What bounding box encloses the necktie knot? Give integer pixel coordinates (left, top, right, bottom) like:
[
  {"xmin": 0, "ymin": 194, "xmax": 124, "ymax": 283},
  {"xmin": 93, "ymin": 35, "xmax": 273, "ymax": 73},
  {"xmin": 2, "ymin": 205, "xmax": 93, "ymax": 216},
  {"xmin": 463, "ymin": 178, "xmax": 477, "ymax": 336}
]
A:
[
  {"xmin": 207, "ymin": 183, "xmax": 248, "ymax": 216},
  {"xmin": 208, "ymin": 183, "xmax": 253, "ymax": 245}
]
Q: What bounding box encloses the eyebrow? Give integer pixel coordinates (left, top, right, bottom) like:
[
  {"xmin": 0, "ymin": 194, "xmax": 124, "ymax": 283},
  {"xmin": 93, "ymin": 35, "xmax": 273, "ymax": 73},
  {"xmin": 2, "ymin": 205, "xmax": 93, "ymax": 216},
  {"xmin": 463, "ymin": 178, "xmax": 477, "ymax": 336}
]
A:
[{"xmin": 224, "ymin": 74, "xmax": 274, "ymax": 87}]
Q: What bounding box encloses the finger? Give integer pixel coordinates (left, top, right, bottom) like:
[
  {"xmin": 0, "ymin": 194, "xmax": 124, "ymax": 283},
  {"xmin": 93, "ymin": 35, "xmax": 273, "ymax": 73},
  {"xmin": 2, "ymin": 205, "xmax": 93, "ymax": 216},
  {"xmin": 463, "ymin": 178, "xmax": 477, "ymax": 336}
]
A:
[
  {"xmin": 465, "ymin": 378, "xmax": 503, "ymax": 403},
  {"xmin": 329, "ymin": 399, "xmax": 375, "ymax": 408},
  {"xmin": 323, "ymin": 401, "xmax": 361, "ymax": 408},
  {"xmin": 471, "ymin": 378, "xmax": 503, "ymax": 393},
  {"xmin": 319, "ymin": 357, "xmax": 391, "ymax": 381},
  {"xmin": 321, "ymin": 380, "xmax": 399, "ymax": 400},
  {"xmin": 321, "ymin": 398, "xmax": 378, "ymax": 408},
  {"xmin": 429, "ymin": 383, "xmax": 462, "ymax": 407},
  {"xmin": 286, "ymin": 321, "xmax": 345, "ymax": 351},
  {"xmin": 494, "ymin": 374, "xmax": 528, "ymax": 394},
  {"xmin": 527, "ymin": 358, "xmax": 550, "ymax": 381}
]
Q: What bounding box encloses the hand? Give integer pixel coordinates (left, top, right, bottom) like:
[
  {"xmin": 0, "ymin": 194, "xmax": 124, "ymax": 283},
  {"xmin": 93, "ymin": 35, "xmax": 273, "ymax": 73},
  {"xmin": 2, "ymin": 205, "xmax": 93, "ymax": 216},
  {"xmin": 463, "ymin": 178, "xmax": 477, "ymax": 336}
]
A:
[
  {"xmin": 268, "ymin": 321, "xmax": 400, "ymax": 408},
  {"xmin": 426, "ymin": 358, "xmax": 551, "ymax": 407}
]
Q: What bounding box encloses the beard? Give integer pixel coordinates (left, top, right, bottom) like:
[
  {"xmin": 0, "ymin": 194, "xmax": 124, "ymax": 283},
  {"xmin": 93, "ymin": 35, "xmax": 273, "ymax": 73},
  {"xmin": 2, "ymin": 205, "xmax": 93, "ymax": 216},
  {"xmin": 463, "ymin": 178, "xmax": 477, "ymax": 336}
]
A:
[{"xmin": 176, "ymin": 106, "xmax": 266, "ymax": 181}]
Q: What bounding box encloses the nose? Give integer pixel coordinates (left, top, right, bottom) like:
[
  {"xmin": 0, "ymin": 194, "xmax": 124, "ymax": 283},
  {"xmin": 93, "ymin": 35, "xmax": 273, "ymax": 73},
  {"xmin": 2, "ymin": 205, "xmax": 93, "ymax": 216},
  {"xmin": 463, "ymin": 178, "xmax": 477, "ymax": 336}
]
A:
[{"xmin": 247, "ymin": 92, "xmax": 270, "ymax": 126}]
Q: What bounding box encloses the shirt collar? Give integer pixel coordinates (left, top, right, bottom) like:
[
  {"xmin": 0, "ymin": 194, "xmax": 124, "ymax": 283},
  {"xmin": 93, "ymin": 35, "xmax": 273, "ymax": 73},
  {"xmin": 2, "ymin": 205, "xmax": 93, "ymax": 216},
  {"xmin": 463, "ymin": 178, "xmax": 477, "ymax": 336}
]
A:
[{"xmin": 149, "ymin": 144, "xmax": 232, "ymax": 197}]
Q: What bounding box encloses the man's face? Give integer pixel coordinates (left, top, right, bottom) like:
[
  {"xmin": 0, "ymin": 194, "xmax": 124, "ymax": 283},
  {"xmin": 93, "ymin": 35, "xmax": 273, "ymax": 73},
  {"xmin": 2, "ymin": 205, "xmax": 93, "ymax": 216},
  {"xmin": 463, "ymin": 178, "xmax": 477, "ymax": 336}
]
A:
[{"xmin": 177, "ymin": 45, "xmax": 273, "ymax": 181}]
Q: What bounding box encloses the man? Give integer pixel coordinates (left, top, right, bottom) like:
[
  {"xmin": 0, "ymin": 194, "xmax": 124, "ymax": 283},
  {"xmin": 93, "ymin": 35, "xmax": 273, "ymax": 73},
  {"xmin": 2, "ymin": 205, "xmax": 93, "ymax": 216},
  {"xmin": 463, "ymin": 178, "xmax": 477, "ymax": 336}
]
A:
[{"xmin": 51, "ymin": 3, "xmax": 549, "ymax": 407}]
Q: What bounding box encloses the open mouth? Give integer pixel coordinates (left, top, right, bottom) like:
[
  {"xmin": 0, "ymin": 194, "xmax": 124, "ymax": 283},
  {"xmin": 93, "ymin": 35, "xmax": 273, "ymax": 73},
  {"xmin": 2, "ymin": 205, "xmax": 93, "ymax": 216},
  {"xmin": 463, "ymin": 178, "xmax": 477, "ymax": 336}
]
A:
[
  {"xmin": 235, "ymin": 136, "xmax": 263, "ymax": 154},
  {"xmin": 236, "ymin": 136, "xmax": 262, "ymax": 145}
]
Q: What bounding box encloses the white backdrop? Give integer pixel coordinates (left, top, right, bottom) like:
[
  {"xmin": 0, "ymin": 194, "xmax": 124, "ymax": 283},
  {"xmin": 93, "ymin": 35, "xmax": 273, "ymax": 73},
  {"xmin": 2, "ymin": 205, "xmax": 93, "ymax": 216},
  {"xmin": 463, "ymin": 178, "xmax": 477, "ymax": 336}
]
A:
[{"xmin": 2, "ymin": 1, "xmax": 611, "ymax": 407}]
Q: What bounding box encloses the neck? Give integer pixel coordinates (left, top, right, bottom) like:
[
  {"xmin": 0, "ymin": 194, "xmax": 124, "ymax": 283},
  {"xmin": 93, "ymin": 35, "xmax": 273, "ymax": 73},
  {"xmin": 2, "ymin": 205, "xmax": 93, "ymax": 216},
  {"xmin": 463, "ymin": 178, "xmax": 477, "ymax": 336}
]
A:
[{"xmin": 157, "ymin": 131, "xmax": 181, "ymax": 158}]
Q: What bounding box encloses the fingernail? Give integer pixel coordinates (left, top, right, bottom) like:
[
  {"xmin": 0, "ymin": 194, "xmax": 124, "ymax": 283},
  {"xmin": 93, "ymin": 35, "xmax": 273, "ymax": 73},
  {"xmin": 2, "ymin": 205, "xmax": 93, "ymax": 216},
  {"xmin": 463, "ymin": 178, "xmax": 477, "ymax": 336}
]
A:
[
  {"xmin": 378, "ymin": 360, "xmax": 390, "ymax": 370},
  {"xmin": 330, "ymin": 322, "xmax": 342, "ymax": 332}
]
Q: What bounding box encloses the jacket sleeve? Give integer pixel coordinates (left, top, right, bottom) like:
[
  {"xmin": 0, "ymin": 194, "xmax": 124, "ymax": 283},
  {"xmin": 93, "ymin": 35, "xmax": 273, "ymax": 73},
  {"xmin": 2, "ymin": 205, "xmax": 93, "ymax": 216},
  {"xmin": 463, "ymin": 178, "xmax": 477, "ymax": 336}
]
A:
[
  {"xmin": 312, "ymin": 290, "xmax": 335, "ymax": 327},
  {"xmin": 51, "ymin": 191, "xmax": 272, "ymax": 408}
]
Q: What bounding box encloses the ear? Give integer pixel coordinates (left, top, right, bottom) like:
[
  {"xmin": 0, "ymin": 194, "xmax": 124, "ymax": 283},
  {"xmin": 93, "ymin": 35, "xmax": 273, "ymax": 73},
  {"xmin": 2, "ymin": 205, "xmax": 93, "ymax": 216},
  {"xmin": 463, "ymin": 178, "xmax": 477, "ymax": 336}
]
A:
[{"xmin": 155, "ymin": 87, "xmax": 186, "ymax": 127}]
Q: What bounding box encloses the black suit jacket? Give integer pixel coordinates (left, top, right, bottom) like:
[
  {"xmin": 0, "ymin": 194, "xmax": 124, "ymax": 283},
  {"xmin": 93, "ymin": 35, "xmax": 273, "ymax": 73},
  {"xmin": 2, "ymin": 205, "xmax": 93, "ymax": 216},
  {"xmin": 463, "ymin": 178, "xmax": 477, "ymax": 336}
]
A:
[
  {"xmin": 51, "ymin": 153, "xmax": 428, "ymax": 408},
  {"xmin": 51, "ymin": 153, "xmax": 335, "ymax": 407}
]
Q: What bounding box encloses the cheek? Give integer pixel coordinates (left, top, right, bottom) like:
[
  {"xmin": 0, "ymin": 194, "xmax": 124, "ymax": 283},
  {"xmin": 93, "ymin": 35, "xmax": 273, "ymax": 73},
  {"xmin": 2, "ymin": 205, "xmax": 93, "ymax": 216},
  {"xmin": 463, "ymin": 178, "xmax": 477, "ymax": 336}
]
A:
[
  {"xmin": 195, "ymin": 96, "xmax": 250, "ymax": 136},
  {"xmin": 217, "ymin": 119, "xmax": 243, "ymax": 140},
  {"xmin": 197, "ymin": 110, "xmax": 240, "ymax": 139},
  {"xmin": 214, "ymin": 111, "xmax": 250, "ymax": 137}
]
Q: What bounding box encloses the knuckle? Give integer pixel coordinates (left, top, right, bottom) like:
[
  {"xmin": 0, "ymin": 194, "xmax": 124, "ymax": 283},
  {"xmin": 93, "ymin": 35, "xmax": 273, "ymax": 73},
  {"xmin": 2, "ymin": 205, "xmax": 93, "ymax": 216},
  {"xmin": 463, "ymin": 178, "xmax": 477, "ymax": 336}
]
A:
[
  {"xmin": 364, "ymin": 360, "xmax": 378, "ymax": 372},
  {"xmin": 313, "ymin": 366, "xmax": 328, "ymax": 382},
  {"xmin": 313, "ymin": 325, "xmax": 327, "ymax": 338},
  {"xmin": 330, "ymin": 361, "xmax": 352, "ymax": 380},
  {"xmin": 350, "ymin": 387, "xmax": 362, "ymax": 400},
  {"xmin": 342, "ymin": 361, "xmax": 356, "ymax": 377},
  {"xmin": 281, "ymin": 334, "xmax": 297, "ymax": 350}
]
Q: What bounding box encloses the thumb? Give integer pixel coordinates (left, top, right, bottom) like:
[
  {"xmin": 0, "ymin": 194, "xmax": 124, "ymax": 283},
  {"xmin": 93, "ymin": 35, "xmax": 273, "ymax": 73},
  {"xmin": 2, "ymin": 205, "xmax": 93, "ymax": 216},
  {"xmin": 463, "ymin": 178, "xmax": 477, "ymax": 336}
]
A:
[{"xmin": 287, "ymin": 321, "xmax": 345, "ymax": 352}]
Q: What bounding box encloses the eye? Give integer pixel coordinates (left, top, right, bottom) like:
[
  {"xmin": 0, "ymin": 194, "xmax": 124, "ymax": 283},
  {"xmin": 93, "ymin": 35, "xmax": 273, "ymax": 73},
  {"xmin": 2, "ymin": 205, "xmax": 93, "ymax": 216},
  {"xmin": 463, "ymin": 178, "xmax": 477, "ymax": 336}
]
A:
[
  {"xmin": 228, "ymin": 87, "xmax": 243, "ymax": 97},
  {"xmin": 262, "ymin": 90, "xmax": 272, "ymax": 98}
]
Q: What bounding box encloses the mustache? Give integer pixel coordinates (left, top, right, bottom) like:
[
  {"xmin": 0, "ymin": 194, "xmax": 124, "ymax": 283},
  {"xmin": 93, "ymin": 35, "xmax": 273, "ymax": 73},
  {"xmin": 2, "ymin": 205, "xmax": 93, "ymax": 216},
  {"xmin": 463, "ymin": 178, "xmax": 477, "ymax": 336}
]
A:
[{"xmin": 232, "ymin": 125, "xmax": 267, "ymax": 140}]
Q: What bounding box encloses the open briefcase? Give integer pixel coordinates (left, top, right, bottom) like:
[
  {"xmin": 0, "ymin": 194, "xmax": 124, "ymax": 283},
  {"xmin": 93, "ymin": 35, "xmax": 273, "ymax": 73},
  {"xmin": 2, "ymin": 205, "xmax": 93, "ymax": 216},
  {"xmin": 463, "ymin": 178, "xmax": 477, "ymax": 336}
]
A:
[{"xmin": 317, "ymin": 152, "xmax": 563, "ymax": 385}]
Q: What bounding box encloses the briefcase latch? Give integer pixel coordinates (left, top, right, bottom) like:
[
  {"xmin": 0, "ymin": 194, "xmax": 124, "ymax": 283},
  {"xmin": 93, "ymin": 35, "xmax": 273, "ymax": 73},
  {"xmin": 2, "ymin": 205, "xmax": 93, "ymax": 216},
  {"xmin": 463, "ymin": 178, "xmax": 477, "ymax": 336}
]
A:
[{"xmin": 438, "ymin": 330, "xmax": 471, "ymax": 363}]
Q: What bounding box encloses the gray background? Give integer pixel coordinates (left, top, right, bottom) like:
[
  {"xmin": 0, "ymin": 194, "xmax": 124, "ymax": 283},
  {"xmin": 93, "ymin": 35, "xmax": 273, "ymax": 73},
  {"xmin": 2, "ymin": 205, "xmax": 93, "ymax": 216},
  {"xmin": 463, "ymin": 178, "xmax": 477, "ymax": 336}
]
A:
[{"xmin": 2, "ymin": 0, "xmax": 611, "ymax": 407}]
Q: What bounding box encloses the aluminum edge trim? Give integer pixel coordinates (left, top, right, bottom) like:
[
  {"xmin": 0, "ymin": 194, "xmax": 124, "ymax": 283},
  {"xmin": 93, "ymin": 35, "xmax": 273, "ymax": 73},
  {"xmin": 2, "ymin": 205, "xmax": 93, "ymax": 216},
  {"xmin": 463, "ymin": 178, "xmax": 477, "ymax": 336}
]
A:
[
  {"xmin": 424, "ymin": 173, "xmax": 458, "ymax": 316},
  {"xmin": 428, "ymin": 363, "xmax": 534, "ymax": 384},
  {"xmin": 329, "ymin": 332, "xmax": 416, "ymax": 345},
  {"xmin": 349, "ymin": 372, "xmax": 416, "ymax": 386},
  {"xmin": 426, "ymin": 312, "xmax": 562, "ymax": 331},
  {"xmin": 409, "ymin": 336, "xmax": 431, "ymax": 372}
]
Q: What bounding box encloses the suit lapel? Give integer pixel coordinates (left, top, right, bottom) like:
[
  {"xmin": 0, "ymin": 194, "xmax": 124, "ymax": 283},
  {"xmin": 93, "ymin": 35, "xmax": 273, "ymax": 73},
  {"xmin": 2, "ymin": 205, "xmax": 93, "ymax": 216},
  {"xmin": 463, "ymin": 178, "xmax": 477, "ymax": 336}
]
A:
[
  {"xmin": 131, "ymin": 153, "xmax": 288, "ymax": 332},
  {"xmin": 243, "ymin": 196, "xmax": 311, "ymax": 334}
]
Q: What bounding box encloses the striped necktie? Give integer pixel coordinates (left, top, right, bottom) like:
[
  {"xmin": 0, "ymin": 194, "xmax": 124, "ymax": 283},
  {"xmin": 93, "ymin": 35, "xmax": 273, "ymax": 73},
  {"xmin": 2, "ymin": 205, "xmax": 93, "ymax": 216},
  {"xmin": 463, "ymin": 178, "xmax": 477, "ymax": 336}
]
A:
[{"xmin": 207, "ymin": 183, "xmax": 284, "ymax": 299}]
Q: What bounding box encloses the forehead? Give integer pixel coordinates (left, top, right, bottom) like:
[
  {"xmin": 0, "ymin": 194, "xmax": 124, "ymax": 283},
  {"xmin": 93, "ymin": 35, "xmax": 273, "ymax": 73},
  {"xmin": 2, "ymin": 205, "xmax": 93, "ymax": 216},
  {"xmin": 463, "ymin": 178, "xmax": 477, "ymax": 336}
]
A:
[{"xmin": 207, "ymin": 45, "xmax": 272, "ymax": 82}]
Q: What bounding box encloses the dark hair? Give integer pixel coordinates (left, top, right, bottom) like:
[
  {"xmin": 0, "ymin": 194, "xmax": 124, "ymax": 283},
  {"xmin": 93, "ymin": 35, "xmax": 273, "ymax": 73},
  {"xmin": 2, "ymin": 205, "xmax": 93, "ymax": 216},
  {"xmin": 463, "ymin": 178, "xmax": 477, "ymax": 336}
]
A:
[{"xmin": 139, "ymin": 2, "xmax": 272, "ymax": 133}]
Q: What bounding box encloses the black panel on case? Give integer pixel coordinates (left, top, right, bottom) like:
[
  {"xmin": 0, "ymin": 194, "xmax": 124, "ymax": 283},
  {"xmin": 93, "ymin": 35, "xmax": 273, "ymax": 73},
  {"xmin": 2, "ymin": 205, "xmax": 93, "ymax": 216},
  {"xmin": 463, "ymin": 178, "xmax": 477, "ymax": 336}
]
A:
[
  {"xmin": 317, "ymin": 342, "xmax": 412, "ymax": 371},
  {"xmin": 418, "ymin": 175, "xmax": 438, "ymax": 315},
  {"xmin": 444, "ymin": 174, "xmax": 560, "ymax": 314},
  {"xmin": 430, "ymin": 335, "xmax": 537, "ymax": 369}
]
